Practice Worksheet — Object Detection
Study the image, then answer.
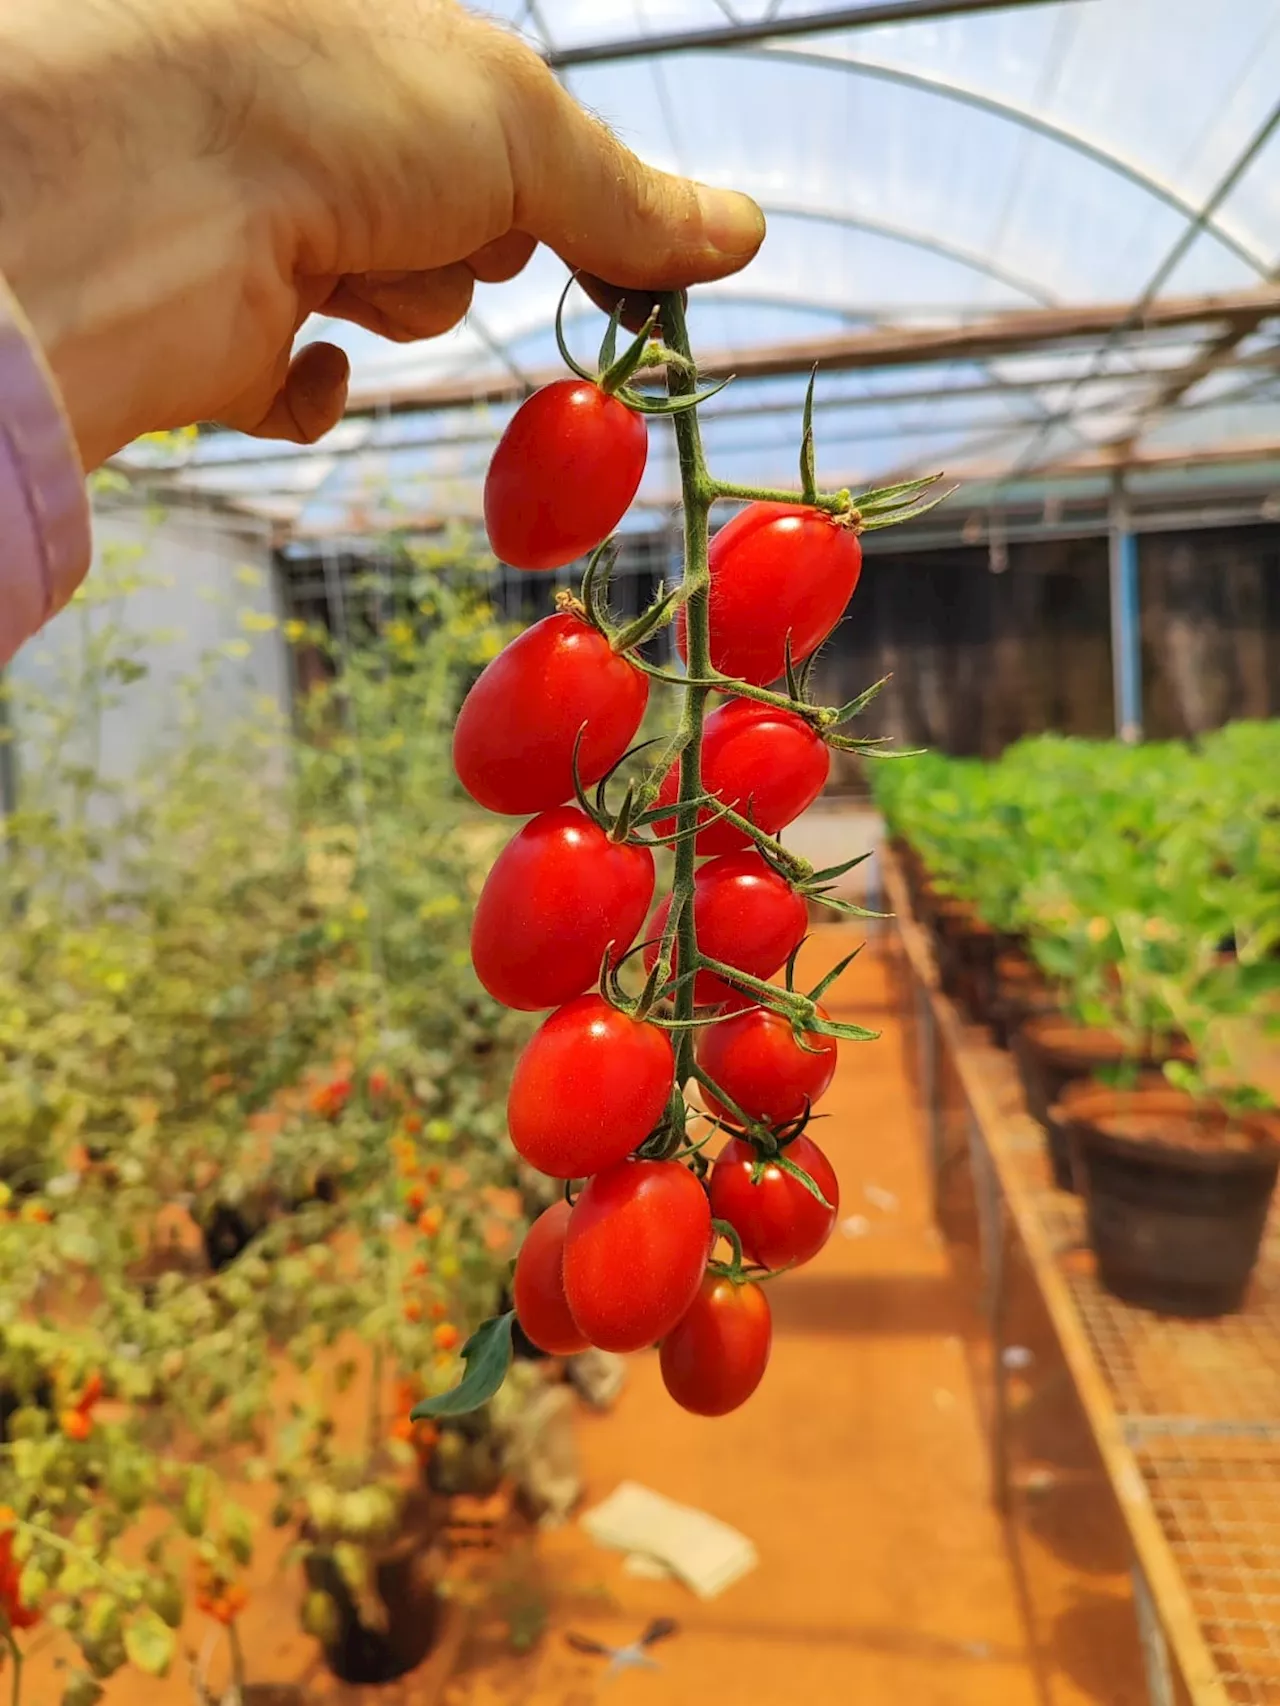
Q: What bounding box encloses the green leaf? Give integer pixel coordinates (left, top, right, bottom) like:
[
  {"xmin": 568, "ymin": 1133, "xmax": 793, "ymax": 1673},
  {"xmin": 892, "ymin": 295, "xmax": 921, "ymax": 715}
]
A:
[
  {"xmin": 410, "ymin": 1311, "xmax": 514, "ymax": 1419},
  {"xmin": 179, "ymin": 1467, "xmax": 209, "ymax": 1538},
  {"xmin": 223, "ymin": 1502, "xmax": 255, "ymax": 1567},
  {"xmin": 62, "ymin": 1672, "xmax": 105, "ymax": 1706},
  {"xmin": 124, "ymin": 1608, "xmax": 176, "ymax": 1678},
  {"xmin": 145, "ymin": 1573, "xmax": 185, "ymax": 1630},
  {"xmin": 84, "ymin": 1594, "xmax": 121, "ymax": 1644}
]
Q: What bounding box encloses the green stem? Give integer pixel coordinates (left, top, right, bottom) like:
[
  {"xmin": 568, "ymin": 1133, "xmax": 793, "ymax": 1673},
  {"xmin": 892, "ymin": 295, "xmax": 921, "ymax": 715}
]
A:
[
  {"xmin": 227, "ymin": 1618, "xmax": 248, "ymax": 1703},
  {"xmin": 6, "ymin": 1628, "xmax": 21, "ymax": 1706},
  {"xmin": 628, "ymin": 654, "xmax": 841, "ymax": 724},
  {"xmin": 711, "ymin": 479, "xmax": 853, "ymax": 516},
  {"xmin": 662, "ymin": 293, "xmax": 715, "ymax": 1088}
]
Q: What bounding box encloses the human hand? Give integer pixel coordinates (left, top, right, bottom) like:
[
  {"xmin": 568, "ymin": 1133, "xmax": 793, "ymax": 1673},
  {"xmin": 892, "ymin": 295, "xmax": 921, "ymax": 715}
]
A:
[{"xmin": 0, "ymin": 0, "xmax": 764, "ymax": 470}]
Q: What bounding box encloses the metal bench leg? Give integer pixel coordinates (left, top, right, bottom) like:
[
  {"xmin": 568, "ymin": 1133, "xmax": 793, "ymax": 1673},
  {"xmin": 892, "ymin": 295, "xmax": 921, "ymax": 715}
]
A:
[
  {"xmin": 1131, "ymin": 1563, "xmax": 1176, "ymax": 1706},
  {"xmin": 915, "ymin": 988, "xmax": 944, "ymax": 1222},
  {"xmin": 967, "ymin": 1112, "xmax": 1011, "ymax": 1510}
]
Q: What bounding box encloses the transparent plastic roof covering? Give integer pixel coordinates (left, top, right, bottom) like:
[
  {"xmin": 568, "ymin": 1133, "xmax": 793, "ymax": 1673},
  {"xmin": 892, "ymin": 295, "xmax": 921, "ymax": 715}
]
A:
[{"xmin": 129, "ymin": 0, "xmax": 1280, "ymax": 540}]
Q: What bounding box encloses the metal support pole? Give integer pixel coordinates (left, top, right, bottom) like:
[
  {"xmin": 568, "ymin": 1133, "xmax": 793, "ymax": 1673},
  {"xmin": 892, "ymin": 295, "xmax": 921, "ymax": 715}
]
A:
[
  {"xmin": 1108, "ymin": 490, "xmax": 1143, "ymax": 743},
  {"xmin": 966, "ymin": 1110, "xmax": 1011, "ymax": 1508},
  {"xmin": 916, "ymin": 988, "xmax": 945, "ymax": 1221},
  {"xmin": 1131, "ymin": 1563, "xmax": 1177, "ymax": 1706},
  {"xmin": 865, "ymin": 848, "xmax": 884, "ymax": 926}
]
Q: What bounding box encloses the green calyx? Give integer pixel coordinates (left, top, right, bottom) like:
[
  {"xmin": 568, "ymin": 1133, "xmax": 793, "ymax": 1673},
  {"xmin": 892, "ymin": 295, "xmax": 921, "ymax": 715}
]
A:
[{"xmin": 553, "ymin": 275, "xmax": 730, "ymax": 418}]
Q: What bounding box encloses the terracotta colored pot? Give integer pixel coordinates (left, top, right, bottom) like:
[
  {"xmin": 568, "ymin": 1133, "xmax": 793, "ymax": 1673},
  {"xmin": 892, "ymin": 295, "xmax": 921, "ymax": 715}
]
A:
[
  {"xmin": 1054, "ymin": 1086, "xmax": 1280, "ymax": 1317},
  {"xmin": 1013, "ymin": 1016, "xmax": 1193, "ymax": 1192},
  {"xmin": 989, "ymin": 951, "xmax": 1058, "ymax": 1049},
  {"xmin": 929, "ymin": 898, "xmax": 1013, "ymax": 1023}
]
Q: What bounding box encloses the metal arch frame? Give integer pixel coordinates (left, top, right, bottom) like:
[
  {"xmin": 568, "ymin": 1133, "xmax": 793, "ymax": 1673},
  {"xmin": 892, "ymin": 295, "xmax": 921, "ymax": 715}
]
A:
[
  {"xmin": 166, "ymin": 360, "xmax": 1235, "ymax": 476},
  {"xmin": 656, "ymin": 46, "xmax": 1272, "ymax": 280},
  {"xmin": 751, "ymin": 199, "xmax": 1058, "ymax": 306},
  {"xmin": 278, "ymin": 286, "xmax": 870, "ymax": 518},
  {"xmin": 545, "ymin": 0, "xmax": 1065, "ymax": 66}
]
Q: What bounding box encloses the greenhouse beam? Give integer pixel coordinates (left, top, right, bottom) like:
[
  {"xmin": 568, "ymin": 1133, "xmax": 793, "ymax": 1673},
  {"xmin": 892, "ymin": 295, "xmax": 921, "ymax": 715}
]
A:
[
  {"xmin": 1108, "ymin": 494, "xmax": 1143, "ymax": 745},
  {"xmin": 544, "ymin": 0, "xmax": 1065, "ymax": 68}
]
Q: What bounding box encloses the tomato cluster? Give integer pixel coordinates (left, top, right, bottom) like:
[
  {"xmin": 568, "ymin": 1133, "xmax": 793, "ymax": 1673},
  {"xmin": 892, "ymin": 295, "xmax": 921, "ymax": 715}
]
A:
[
  {"xmin": 193, "ymin": 1557, "xmax": 249, "ymax": 1627},
  {"xmin": 445, "ymin": 348, "xmax": 864, "ymax": 1421},
  {"xmin": 0, "ymin": 1509, "xmax": 40, "ymax": 1632}
]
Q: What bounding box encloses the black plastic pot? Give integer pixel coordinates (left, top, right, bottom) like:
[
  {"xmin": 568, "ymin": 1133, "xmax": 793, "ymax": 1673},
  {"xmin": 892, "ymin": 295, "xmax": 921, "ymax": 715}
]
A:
[
  {"xmin": 307, "ymin": 1517, "xmax": 442, "ymax": 1685},
  {"xmin": 1057, "ymin": 1088, "xmax": 1280, "ymax": 1318},
  {"xmin": 1013, "ymin": 1017, "xmax": 1190, "ymax": 1194},
  {"xmin": 200, "ymin": 1202, "xmax": 268, "ymax": 1271}
]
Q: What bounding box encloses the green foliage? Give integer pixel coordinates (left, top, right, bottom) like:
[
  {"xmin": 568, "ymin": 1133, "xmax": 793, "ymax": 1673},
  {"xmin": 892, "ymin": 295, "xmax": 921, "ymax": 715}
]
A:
[
  {"xmin": 875, "ymin": 725, "xmax": 1280, "ymax": 1101},
  {"xmin": 0, "ymin": 535, "xmax": 533, "ymax": 1696}
]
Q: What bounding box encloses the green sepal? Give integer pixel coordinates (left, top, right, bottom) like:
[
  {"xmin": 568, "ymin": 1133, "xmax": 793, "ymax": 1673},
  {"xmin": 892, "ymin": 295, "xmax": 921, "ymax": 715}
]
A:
[
  {"xmin": 553, "ymin": 275, "xmax": 597, "ymax": 383},
  {"xmin": 799, "ymin": 365, "xmax": 818, "ymax": 505},
  {"xmin": 773, "ymin": 1151, "xmax": 834, "ymax": 1211},
  {"xmin": 599, "ymin": 309, "xmax": 660, "ymax": 396}
]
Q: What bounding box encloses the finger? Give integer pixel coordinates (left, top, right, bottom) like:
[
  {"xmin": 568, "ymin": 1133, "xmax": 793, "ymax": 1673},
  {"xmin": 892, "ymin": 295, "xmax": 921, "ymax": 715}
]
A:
[
  {"xmin": 324, "ymin": 264, "xmax": 475, "ymax": 342},
  {"xmin": 219, "ymin": 341, "xmax": 350, "ymax": 443},
  {"xmin": 481, "ymin": 33, "xmax": 764, "ymax": 289},
  {"xmin": 579, "ymin": 277, "xmax": 688, "ymax": 336},
  {"xmin": 466, "ymin": 230, "xmax": 537, "ymax": 284}
]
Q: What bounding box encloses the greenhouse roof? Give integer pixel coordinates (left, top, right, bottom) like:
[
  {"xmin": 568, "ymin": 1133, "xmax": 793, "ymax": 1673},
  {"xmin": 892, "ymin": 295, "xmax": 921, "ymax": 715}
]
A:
[{"xmin": 125, "ymin": 0, "xmax": 1280, "ymax": 543}]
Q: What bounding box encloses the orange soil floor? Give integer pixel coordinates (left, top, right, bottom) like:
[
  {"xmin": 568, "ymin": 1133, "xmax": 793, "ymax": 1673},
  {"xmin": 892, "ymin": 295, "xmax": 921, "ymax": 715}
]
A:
[{"xmin": 26, "ymin": 928, "xmax": 1151, "ymax": 1706}]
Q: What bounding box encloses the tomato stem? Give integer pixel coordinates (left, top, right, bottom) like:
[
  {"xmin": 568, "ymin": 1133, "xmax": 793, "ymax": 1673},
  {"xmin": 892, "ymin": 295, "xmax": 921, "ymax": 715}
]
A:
[
  {"xmin": 228, "ymin": 1616, "xmax": 248, "ymax": 1699},
  {"xmin": 661, "ymin": 292, "xmax": 716, "ymax": 1090},
  {"xmin": 5, "ymin": 1628, "xmax": 22, "ymax": 1706},
  {"xmin": 710, "ymin": 480, "xmax": 854, "ymax": 517}
]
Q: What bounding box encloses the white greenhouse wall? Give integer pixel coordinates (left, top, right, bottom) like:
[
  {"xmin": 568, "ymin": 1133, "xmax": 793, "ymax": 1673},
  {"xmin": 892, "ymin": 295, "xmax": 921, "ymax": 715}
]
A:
[{"xmin": 5, "ymin": 494, "xmax": 290, "ymax": 807}]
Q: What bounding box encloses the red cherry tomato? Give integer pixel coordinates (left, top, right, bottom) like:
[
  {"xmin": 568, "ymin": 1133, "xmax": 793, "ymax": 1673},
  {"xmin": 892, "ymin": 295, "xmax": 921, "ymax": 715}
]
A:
[
  {"xmin": 651, "ymin": 699, "xmax": 830, "ymax": 855},
  {"xmin": 677, "ymin": 502, "xmax": 862, "ymax": 685},
  {"xmin": 659, "ymin": 1274, "xmax": 772, "ymax": 1416},
  {"xmin": 472, "ymin": 808, "xmax": 654, "ymax": 1011},
  {"xmin": 697, "ymin": 999, "xmax": 837, "ymax": 1126},
  {"xmin": 453, "ymin": 613, "xmax": 648, "ymax": 816},
  {"xmin": 513, "ymin": 1200, "xmax": 589, "ymax": 1356},
  {"xmin": 508, "ymin": 995, "xmax": 674, "ymax": 1178},
  {"xmin": 643, "ymin": 851, "xmax": 807, "ymax": 1006},
  {"xmin": 708, "ymin": 1134, "xmax": 839, "ymax": 1271},
  {"xmin": 484, "ymin": 380, "xmax": 648, "ymax": 571},
  {"xmin": 564, "ymin": 1160, "xmax": 711, "ymax": 1352}
]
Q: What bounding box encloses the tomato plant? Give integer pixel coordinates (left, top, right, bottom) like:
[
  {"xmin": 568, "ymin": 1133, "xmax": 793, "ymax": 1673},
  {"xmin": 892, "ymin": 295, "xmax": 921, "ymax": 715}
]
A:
[
  {"xmin": 659, "ymin": 1274, "xmax": 772, "ymax": 1416},
  {"xmin": 453, "ymin": 610, "xmax": 648, "ymax": 815},
  {"xmin": 484, "ymin": 380, "xmax": 648, "ymax": 571},
  {"xmin": 418, "ymin": 283, "xmax": 939, "ymax": 1430},
  {"xmin": 471, "ymin": 807, "xmax": 655, "ymax": 1011},
  {"xmin": 562, "ymin": 1160, "xmax": 711, "ymax": 1352},
  {"xmin": 644, "ymin": 851, "xmax": 808, "ymax": 1006},
  {"xmin": 651, "ymin": 698, "xmax": 830, "ymax": 854},
  {"xmin": 512, "ymin": 1200, "xmax": 590, "ymax": 1357},
  {"xmin": 508, "ymin": 995, "xmax": 674, "ymax": 1178},
  {"xmin": 697, "ymin": 998, "xmax": 837, "ymax": 1126},
  {"xmin": 709, "ymin": 1134, "xmax": 840, "ymax": 1271},
  {"xmin": 676, "ymin": 501, "xmax": 863, "ymax": 685}
]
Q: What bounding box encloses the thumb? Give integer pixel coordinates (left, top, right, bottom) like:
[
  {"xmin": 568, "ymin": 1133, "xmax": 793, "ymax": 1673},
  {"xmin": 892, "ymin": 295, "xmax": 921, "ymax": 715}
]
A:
[{"xmin": 491, "ymin": 39, "xmax": 765, "ymax": 288}]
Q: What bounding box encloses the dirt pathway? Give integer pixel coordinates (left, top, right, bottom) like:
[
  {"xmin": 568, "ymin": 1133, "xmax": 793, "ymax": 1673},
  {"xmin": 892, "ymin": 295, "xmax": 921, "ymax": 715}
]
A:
[{"xmin": 445, "ymin": 927, "xmax": 1146, "ymax": 1706}]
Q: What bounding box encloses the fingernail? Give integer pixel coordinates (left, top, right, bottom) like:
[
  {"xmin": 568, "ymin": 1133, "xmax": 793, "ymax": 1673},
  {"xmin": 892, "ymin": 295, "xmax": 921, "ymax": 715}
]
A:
[{"xmin": 695, "ymin": 185, "xmax": 766, "ymax": 259}]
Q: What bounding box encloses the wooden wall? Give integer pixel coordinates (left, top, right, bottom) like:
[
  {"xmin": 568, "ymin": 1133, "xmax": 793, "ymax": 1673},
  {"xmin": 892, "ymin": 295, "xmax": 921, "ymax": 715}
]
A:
[{"xmin": 808, "ymin": 524, "xmax": 1280, "ymax": 780}]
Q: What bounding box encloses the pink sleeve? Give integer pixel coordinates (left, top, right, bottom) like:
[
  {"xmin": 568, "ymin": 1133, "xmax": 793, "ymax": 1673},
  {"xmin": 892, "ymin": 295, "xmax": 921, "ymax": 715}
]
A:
[{"xmin": 0, "ymin": 274, "xmax": 91, "ymax": 665}]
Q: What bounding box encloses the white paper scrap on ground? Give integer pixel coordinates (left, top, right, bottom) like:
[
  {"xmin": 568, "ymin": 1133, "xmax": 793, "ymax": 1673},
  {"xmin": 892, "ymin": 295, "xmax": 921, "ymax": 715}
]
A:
[
  {"xmin": 582, "ymin": 1482, "xmax": 758, "ymax": 1599},
  {"xmin": 623, "ymin": 1552, "xmax": 672, "ymax": 1581}
]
